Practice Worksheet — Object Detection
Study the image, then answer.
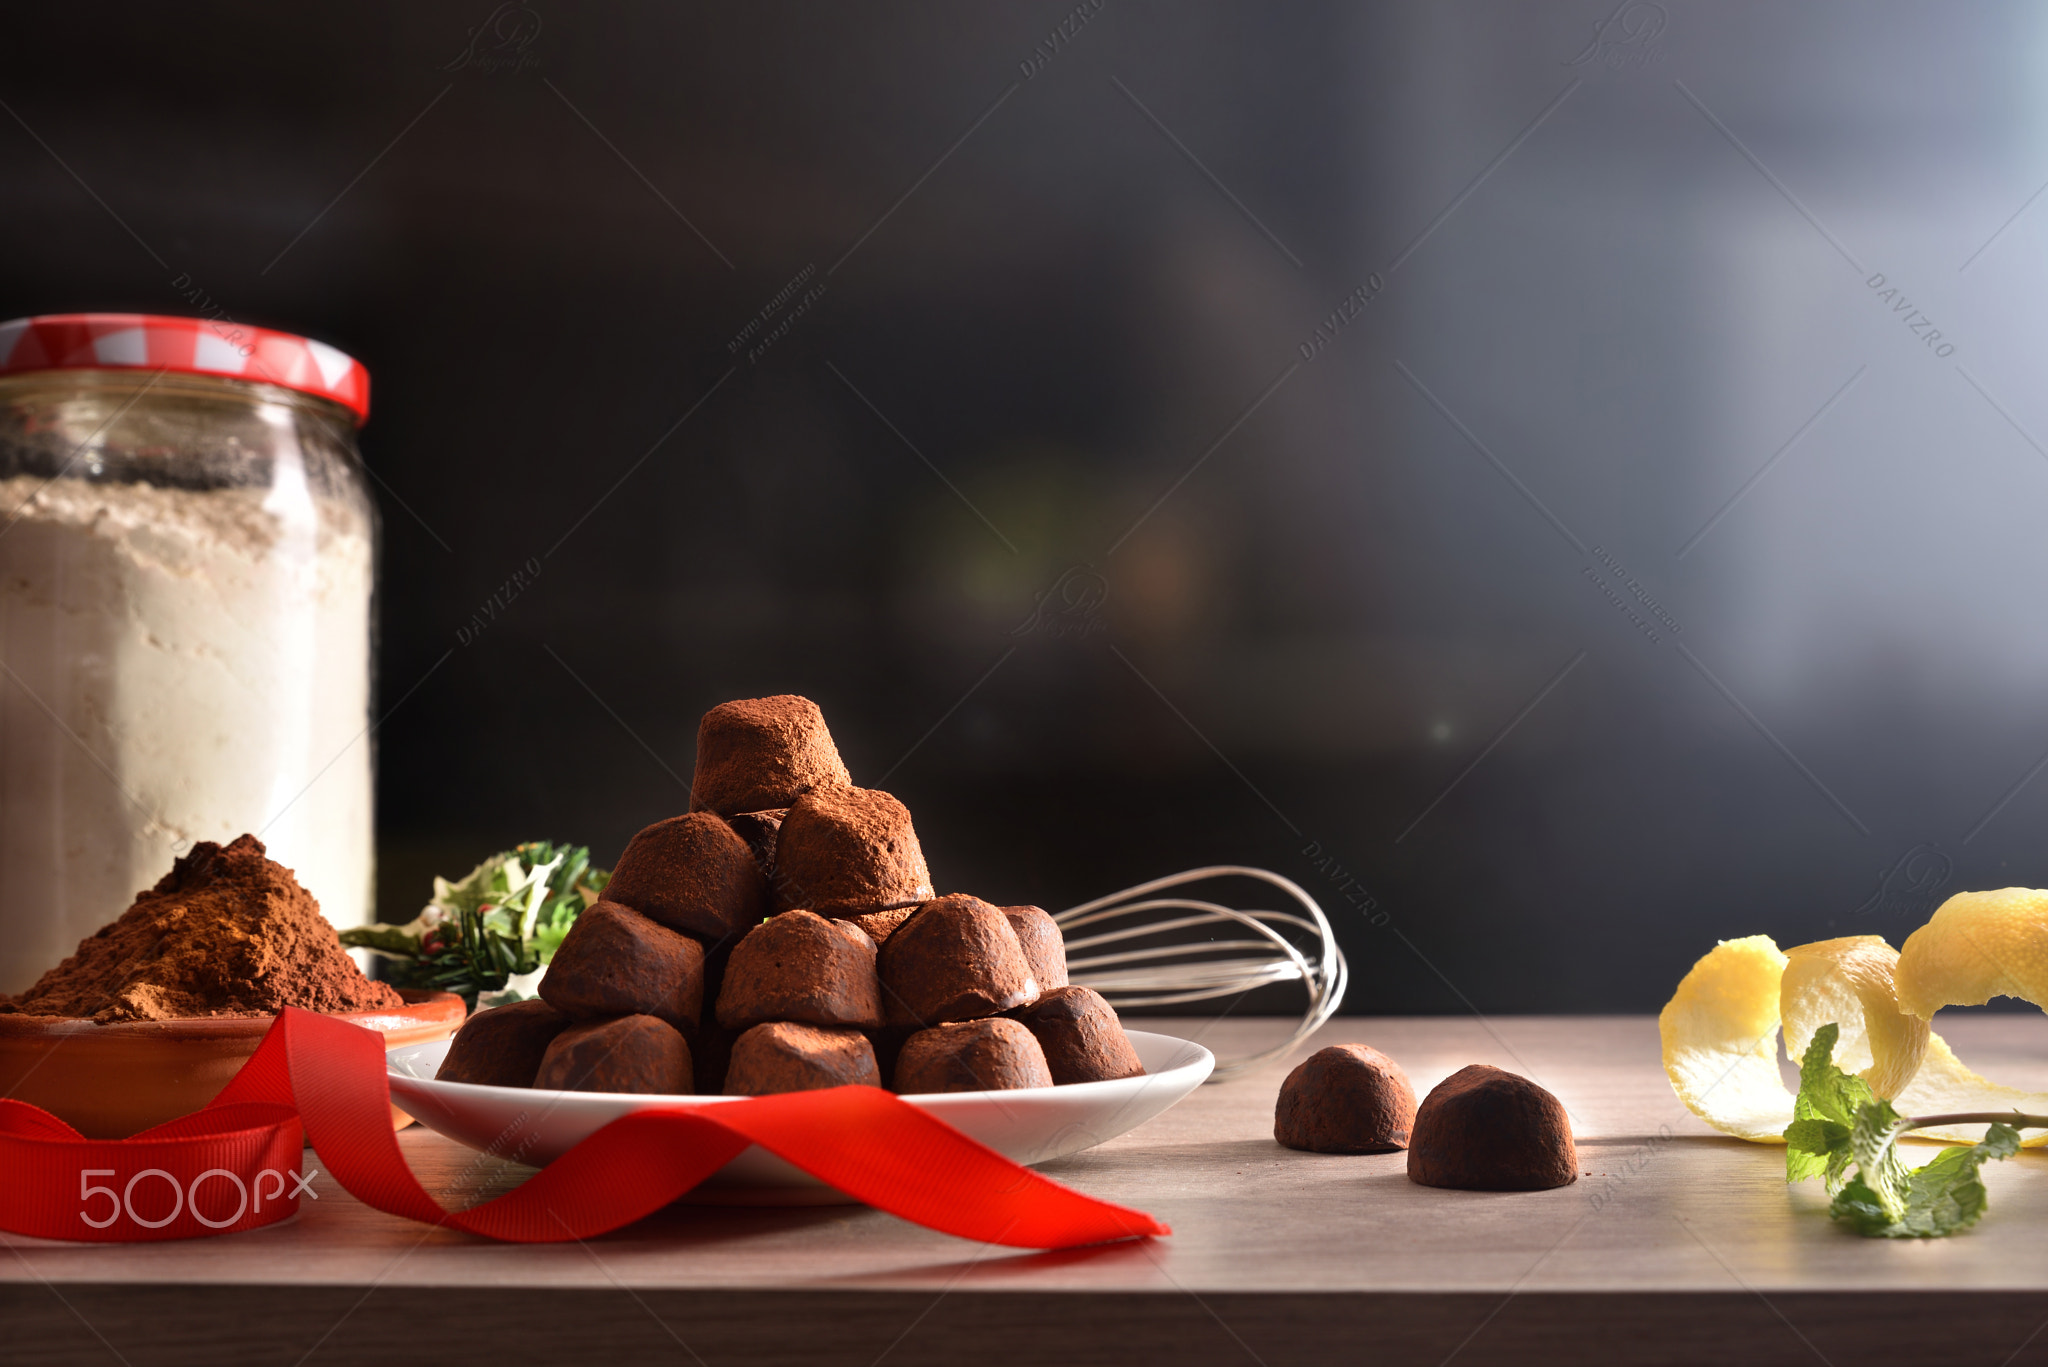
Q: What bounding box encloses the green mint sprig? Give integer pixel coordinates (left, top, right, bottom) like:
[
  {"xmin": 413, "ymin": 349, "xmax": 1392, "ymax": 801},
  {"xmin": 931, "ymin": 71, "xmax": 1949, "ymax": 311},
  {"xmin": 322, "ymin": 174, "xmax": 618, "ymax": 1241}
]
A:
[
  {"xmin": 340, "ymin": 840, "xmax": 609, "ymax": 1009},
  {"xmin": 1785, "ymin": 1022, "xmax": 2039, "ymax": 1238}
]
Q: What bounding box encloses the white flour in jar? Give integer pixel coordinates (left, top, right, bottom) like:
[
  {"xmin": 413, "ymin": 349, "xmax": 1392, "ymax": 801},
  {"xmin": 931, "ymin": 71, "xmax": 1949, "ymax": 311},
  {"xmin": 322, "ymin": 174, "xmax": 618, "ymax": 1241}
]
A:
[{"xmin": 0, "ymin": 472, "xmax": 373, "ymax": 993}]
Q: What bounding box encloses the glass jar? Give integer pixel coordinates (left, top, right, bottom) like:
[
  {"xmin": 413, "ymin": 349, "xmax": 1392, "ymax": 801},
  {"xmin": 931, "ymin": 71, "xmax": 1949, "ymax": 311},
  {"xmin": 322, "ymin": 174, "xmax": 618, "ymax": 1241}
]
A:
[{"xmin": 0, "ymin": 314, "xmax": 377, "ymax": 993}]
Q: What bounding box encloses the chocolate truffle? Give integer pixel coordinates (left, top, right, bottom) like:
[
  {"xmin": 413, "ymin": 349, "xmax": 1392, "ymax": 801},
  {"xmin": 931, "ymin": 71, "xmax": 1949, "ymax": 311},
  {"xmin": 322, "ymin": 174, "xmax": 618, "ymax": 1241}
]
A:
[
  {"xmin": 716, "ymin": 910, "xmax": 883, "ymax": 1030},
  {"xmin": 894, "ymin": 1018, "xmax": 1053, "ymax": 1094},
  {"xmin": 534, "ymin": 1014, "xmax": 693, "ymax": 1094},
  {"xmin": 726, "ymin": 808, "xmax": 786, "ymax": 878},
  {"xmin": 603, "ymin": 812, "xmax": 767, "ymax": 947},
  {"xmin": 1001, "ymin": 905, "xmax": 1068, "ymax": 992},
  {"xmin": 847, "ymin": 905, "xmax": 917, "ymax": 943},
  {"xmin": 538, "ymin": 901, "xmax": 704, "ymax": 1036},
  {"xmin": 771, "ymin": 786, "xmax": 933, "ymax": 915},
  {"xmin": 877, "ymin": 894, "xmax": 1038, "ymax": 1027},
  {"xmin": 435, "ymin": 999, "xmax": 569, "ymax": 1088},
  {"xmin": 690, "ymin": 695, "xmax": 851, "ymax": 817},
  {"xmin": 1273, "ymin": 1044, "xmax": 1416, "ymax": 1153},
  {"xmin": 1011, "ymin": 986, "xmax": 1143, "ymax": 1085},
  {"xmin": 1407, "ymin": 1065, "xmax": 1577, "ymax": 1191},
  {"xmin": 723, "ymin": 1021, "xmax": 880, "ymax": 1095}
]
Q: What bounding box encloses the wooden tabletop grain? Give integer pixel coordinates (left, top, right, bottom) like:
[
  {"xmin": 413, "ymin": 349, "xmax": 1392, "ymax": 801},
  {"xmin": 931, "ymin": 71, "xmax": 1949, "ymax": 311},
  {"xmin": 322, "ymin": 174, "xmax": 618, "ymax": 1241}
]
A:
[{"xmin": 8, "ymin": 1013, "xmax": 2048, "ymax": 1366}]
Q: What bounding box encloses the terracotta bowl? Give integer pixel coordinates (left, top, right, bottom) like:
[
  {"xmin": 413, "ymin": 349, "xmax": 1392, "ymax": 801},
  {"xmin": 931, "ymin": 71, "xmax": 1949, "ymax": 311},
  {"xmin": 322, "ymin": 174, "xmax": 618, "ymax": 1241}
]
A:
[{"xmin": 0, "ymin": 989, "xmax": 466, "ymax": 1139}]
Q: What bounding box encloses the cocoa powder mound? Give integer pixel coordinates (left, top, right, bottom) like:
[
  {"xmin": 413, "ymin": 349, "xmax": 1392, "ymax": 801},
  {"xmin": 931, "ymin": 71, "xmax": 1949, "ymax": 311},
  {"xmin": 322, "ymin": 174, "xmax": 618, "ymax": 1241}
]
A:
[{"xmin": 1, "ymin": 834, "xmax": 402, "ymax": 1023}]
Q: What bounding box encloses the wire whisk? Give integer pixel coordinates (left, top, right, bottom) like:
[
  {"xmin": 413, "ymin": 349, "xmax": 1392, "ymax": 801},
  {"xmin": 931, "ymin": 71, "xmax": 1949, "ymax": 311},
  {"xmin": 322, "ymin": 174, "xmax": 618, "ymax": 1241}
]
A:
[{"xmin": 1056, "ymin": 866, "xmax": 1348, "ymax": 1081}]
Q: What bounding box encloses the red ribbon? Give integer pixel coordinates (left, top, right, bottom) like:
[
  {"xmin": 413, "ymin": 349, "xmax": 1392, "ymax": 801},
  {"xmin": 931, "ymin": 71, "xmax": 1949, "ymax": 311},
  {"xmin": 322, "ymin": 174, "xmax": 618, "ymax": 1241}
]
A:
[{"xmin": 0, "ymin": 1007, "xmax": 1168, "ymax": 1248}]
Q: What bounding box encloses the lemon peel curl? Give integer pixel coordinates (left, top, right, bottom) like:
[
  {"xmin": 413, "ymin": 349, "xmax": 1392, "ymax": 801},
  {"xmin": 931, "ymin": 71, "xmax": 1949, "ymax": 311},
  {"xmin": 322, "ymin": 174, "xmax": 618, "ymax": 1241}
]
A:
[
  {"xmin": 1895, "ymin": 888, "xmax": 2048, "ymax": 1019},
  {"xmin": 1659, "ymin": 935, "xmax": 1791, "ymax": 1142},
  {"xmin": 1660, "ymin": 921, "xmax": 2048, "ymax": 1147},
  {"xmin": 1780, "ymin": 936, "xmax": 1928, "ymax": 1102}
]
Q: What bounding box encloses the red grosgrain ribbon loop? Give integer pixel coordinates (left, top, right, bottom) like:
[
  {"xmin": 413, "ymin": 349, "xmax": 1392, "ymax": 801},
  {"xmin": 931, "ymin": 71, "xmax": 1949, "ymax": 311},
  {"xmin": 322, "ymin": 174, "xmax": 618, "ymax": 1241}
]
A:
[
  {"xmin": 0, "ymin": 1008, "xmax": 1168, "ymax": 1247},
  {"xmin": 0, "ymin": 1101, "xmax": 306, "ymax": 1242}
]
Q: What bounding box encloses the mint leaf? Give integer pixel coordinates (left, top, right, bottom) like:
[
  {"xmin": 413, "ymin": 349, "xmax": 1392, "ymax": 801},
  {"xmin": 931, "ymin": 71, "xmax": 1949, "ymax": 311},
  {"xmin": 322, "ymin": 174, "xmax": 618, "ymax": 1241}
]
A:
[
  {"xmin": 347, "ymin": 840, "xmax": 609, "ymax": 1008},
  {"xmin": 1787, "ymin": 1025, "xmax": 2036, "ymax": 1237},
  {"xmin": 1827, "ymin": 1176, "xmax": 1896, "ymax": 1236},
  {"xmin": 1785, "ymin": 1117, "xmax": 1852, "ymax": 1186},
  {"xmin": 1793, "ymin": 1023, "xmax": 1875, "ymax": 1125},
  {"xmin": 1785, "ymin": 1023, "xmax": 1874, "ymax": 1190},
  {"xmin": 1893, "ymin": 1125, "xmax": 2019, "ymax": 1236},
  {"xmin": 531, "ymin": 899, "xmax": 580, "ymax": 964},
  {"xmin": 1829, "ymin": 1122, "xmax": 2020, "ymax": 1238},
  {"xmin": 338, "ymin": 922, "xmax": 427, "ymax": 959},
  {"xmin": 1847, "ymin": 1098, "xmax": 1911, "ymax": 1222}
]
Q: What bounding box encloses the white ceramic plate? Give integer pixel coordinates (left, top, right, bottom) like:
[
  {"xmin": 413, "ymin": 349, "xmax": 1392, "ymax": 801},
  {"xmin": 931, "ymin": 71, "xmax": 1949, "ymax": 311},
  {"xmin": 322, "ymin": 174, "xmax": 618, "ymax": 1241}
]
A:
[{"xmin": 386, "ymin": 1029, "xmax": 1213, "ymax": 1205}]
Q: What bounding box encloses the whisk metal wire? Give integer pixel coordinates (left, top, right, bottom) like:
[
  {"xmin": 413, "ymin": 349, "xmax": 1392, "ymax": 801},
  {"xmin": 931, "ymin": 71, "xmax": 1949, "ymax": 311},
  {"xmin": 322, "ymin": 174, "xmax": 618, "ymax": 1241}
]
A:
[{"xmin": 1056, "ymin": 866, "xmax": 1348, "ymax": 1080}]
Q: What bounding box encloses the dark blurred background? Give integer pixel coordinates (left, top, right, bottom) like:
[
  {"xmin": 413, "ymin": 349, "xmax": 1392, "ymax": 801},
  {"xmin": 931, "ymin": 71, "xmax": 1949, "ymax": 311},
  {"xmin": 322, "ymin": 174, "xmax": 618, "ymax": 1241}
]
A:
[{"xmin": 5, "ymin": 1, "xmax": 2046, "ymax": 1013}]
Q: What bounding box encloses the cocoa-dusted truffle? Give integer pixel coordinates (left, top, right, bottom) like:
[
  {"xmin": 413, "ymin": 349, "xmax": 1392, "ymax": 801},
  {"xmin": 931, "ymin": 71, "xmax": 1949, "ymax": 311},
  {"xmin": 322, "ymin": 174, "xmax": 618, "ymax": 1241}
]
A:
[
  {"xmin": 538, "ymin": 901, "xmax": 704, "ymax": 1036},
  {"xmin": 1274, "ymin": 1044, "xmax": 1416, "ymax": 1153},
  {"xmin": 771, "ymin": 786, "xmax": 933, "ymax": 915},
  {"xmin": 535, "ymin": 1014, "xmax": 693, "ymax": 1094},
  {"xmin": 847, "ymin": 905, "xmax": 917, "ymax": 943},
  {"xmin": 603, "ymin": 812, "xmax": 767, "ymax": 947},
  {"xmin": 726, "ymin": 808, "xmax": 785, "ymax": 878},
  {"xmin": 1407, "ymin": 1065, "xmax": 1576, "ymax": 1191},
  {"xmin": 1011, "ymin": 986, "xmax": 1143, "ymax": 1085},
  {"xmin": 724, "ymin": 1021, "xmax": 880, "ymax": 1095},
  {"xmin": 690, "ymin": 695, "xmax": 851, "ymax": 817},
  {"xmin": 877, "ymin": 894, "xmax": 1038, "ymax": 1026},
  {"xmin": 716, "ymin": 910, "xmax": 883, "ymax": 1030},
  {"xmin": 435, "ymin": 999, "xmax": 569, "ymax": 1088},
  {"xmin": 894, "ymin": 1018, "xmax": 1052, "ymax": 1094},
  {"xmin": 1001, "ymin": 905, "xmax": 1067, "ymax": 992}
]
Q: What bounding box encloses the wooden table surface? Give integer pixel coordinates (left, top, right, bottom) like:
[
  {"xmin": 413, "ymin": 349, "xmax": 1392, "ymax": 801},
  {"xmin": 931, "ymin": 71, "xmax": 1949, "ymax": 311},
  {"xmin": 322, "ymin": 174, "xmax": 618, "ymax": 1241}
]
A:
[{"xmin": 9, "ymin": 1013, "xmax": 2048, "ymax": 1366}]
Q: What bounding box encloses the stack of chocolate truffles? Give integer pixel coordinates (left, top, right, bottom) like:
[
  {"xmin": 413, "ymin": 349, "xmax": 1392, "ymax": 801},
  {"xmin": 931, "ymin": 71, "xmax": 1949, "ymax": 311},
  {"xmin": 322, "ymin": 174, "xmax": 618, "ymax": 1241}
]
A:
[{"xmin": 436, "ymin": 695, "xmax": 1147, "ymax": 1097}]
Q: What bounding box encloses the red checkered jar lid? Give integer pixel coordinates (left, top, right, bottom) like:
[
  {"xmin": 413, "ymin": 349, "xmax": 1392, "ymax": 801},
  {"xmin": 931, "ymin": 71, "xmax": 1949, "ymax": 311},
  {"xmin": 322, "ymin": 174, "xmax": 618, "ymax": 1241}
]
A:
[{"xmin": 0, "ymin": 313, "xmax": 371, "ymax": 425}]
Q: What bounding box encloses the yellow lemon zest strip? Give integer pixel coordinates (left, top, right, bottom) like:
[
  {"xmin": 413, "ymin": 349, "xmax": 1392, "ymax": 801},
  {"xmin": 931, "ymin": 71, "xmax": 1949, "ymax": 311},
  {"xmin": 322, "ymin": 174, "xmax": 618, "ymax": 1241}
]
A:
[
  {"xmin": 1891, "ymin": 1034, "xmax": 2048, "ymax": 1143},
  {"xmin": 1896, "ymin": 889, "xmax": 2048, "ymax": 1019},
  {"xmin": 1780, "ymin": 936, "xmax": 1928, "ymax": 1101},
  {"xmin": 1658, "ymin": 935, "xmax": 1792, "ymax": 1142},
  {"xmin": 1663, "ymin": 894, "xmax": 2048, "ymax": 1148}
]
